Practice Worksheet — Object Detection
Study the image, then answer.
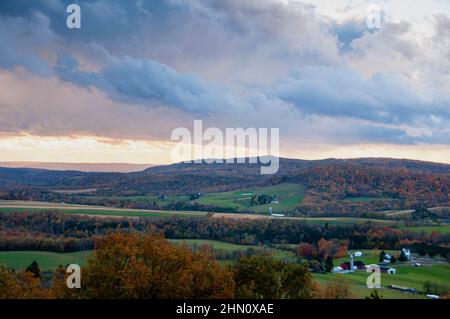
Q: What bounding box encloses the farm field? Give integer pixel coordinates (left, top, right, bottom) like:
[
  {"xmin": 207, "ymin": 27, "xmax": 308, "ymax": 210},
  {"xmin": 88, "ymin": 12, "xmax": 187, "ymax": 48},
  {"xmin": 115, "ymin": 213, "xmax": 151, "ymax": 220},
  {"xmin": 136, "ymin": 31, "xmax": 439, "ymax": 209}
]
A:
[
  {"xmin": 85, "ymin": 183, "xmax": 304, "ymax": 214},
  {"xmin": 402, "ymin": 225, "xmax": 450, "ymax": 234},
  {"xmin": 314, "ymin": 263, "xmax": 450, "ymax": 299},
  {"xmin": 315, "ymin": 249, "xmax": 450, "ymax": 299},
  {"xmin": 0, "ymin": 250, "xmax": 93, "ymax": 270},
  {"xmin": 191, "ymin": 183, "xmax": 304, "ymax": 214},
  {"xmin": 0, "ymin": 200, "xmax": 400, "ymax": 226},
  {"xmin": 0, "ymin": 200, "xmax": 208, "ymax": 218},
  {"xmin": 0, "ymin": 240, "xmax": 297, "ymax": 271}
]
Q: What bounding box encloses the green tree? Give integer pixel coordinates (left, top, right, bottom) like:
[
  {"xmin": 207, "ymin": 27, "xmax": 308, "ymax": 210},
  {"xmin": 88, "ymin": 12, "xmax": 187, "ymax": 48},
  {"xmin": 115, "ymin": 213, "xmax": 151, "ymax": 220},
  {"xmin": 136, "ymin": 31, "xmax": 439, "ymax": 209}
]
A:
[
  {"xmin": 281, "ymin": 263, "xmax": 315, "ymax": 298},
  {"xmin": 234, "ymin": 255, "xmax": 315, "ymax": 299},
  {"xmin": 325, "ymin": 256, "xmax": 334, "ymax": 272},
  {"xmin": 234, "ymin": 255, "xmax": 283, "ymax": 298},
  {"xmin": 26, "ymin": 261, "xmax": 41, "ymax": 279},
  {"xmin": 378, "ymin": 250, "xmax": 386, "ymax": 262}
]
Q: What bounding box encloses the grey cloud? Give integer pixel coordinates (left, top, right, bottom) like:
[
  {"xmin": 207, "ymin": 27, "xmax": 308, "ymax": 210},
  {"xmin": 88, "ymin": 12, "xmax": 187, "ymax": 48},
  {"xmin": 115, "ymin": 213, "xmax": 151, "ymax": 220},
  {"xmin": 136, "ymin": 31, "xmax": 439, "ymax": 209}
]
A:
[
  {"xmin": 56, "ymin": 55, "xmax": 247, "ymax": 114},
  {"xmin": 271, "ymin": 66, "xmax": 450, "ymax": 126}
]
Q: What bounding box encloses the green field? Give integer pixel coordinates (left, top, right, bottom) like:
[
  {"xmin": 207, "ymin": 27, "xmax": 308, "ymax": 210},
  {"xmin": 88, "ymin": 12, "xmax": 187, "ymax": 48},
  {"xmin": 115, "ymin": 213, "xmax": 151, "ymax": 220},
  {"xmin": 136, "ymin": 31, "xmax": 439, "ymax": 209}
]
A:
[
  {"xmin": 0, "ymin": 251, "xmax": 93, "ymax": 270},
  {"xmin": 314, "ymin": 249, "xmax": 450, "ymax": 299},
  {"xmin": 402, "ymin": 225, "xmax": 450, "ymax": 234},
  {"xmin": 82, "ymin": 183, "xmax": 304, "ymax": 215},
  {"xmin": 333, "ymin": 249, "xmax": 398, "ymax": 266},
  {"xmin": 0, "ymin": 240, "xmax": 297, "ymax": 271},
  {"xmin": 314, "ymin": 263, "xmax": 450, "ymax": 299},
  {"xmin": 192, "ymin": 183, "xmax": 304, "ymax": 214},
  {"xmin": 0, "ymin": 200, "xmax": 208, "ymax": 218}
]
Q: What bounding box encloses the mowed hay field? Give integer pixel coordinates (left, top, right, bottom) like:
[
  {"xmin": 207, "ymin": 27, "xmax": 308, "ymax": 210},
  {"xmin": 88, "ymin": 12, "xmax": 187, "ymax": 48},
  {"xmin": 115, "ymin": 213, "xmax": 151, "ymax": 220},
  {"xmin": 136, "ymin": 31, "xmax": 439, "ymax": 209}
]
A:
[
  {"xmin": 0, "ymin": 250, "xmax": 93, "ymax": 270},
  {"xmin": 192, "ymin": 183, "xmax": 305, "ymax": 214},
  {"xmin": 0, "ymin": 200, "xmax": 209, "ymax": 218},
  {"xmin": 402, "ymin": 225, "xmax": 450, "ymax": 234}
]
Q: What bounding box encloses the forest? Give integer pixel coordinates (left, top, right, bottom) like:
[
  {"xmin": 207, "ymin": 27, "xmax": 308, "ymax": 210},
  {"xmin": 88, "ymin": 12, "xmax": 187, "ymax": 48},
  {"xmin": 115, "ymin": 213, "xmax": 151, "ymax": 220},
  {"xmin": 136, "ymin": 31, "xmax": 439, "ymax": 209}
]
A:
[{"xmin": 0, "ymin": 212, "xmax": 448, "ymax": 258}]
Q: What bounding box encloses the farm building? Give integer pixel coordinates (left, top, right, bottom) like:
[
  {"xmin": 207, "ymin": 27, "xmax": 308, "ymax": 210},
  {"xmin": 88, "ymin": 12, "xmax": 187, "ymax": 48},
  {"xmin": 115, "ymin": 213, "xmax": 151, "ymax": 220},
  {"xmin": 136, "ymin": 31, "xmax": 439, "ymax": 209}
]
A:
[
  {"xmin": 380, "ymin": 265, "xmax": 397, "ymax": 274},
  {"xmin": 401, "ymin": 248, "xmax": 412, "ymax": 260},
  {"xmin": 340, "ymin": 260, "xmax": 366, "ymax": 271}
]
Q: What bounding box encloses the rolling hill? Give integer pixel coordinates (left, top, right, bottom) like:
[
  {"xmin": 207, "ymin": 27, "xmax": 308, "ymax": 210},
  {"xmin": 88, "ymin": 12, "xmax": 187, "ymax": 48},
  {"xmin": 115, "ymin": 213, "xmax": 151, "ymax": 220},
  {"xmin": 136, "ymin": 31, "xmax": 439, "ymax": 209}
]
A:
[{"xmin": 0, "ymin": 157, "xmax": 448, "ymax": 216}]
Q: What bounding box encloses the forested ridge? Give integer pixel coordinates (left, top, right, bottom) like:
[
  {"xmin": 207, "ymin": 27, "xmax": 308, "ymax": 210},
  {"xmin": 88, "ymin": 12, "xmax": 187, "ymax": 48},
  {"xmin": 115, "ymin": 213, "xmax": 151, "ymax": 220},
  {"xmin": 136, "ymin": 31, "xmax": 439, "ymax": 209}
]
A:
[{"xmin": 0, "ymin": 157, "xmax": 449, "ymax": 215}]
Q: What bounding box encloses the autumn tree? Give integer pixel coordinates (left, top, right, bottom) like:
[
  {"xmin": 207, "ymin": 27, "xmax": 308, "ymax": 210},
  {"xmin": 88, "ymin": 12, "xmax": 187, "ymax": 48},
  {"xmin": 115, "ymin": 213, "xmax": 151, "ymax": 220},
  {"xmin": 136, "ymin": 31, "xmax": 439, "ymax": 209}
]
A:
[
  {"xmin": 72, "ymin": 231, "xmax": 234, "ymax": 299},
  {"xmin": 317, "ymin": 280, "xmax": 354, "ymax": 299},
  {"xmin": 296, "ymin": 243, "xmax": 317, "ymax": 258},
  {"xmin": 0, "ymin": 265, "xmax": 22, "ymax": 299},
  {"xmin": 0, "ymin": 265, "xmax": 50, "ymax": 299}
]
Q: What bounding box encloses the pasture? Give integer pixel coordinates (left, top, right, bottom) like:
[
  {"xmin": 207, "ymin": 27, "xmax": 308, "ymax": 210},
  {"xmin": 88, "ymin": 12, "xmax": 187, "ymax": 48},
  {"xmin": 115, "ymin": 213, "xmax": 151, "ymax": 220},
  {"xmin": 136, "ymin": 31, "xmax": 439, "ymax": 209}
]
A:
[
  {"xmin": 188, "ymin": 183, "xmax": 304, "ymax": 214},
  {"xmin": 402, "ymin": 225, "xmax": 450, "ymax": 235},
  {"xmin": 0, "ymin": 250, "xmax": 92, "ymax": 270},
  {"xmin": 0, "ymin": 200, "xmax": 208, "ymax": 218}
]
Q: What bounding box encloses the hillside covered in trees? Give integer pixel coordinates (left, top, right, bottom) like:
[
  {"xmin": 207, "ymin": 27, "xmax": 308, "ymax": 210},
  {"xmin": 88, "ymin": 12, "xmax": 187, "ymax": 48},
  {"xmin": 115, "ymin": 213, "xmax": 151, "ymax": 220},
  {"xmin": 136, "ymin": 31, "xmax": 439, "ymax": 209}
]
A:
[{"xmin": 0, "ymin": 158, "xmax": 449, "ymax": 215}]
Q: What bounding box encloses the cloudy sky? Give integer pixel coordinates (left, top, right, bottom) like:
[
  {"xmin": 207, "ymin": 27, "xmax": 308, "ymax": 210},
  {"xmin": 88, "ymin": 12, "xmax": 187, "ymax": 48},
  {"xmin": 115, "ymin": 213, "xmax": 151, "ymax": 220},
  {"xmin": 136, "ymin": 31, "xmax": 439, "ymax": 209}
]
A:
[{"xmin": 0, "ymin": 0, "xmax": 449, "ymax": 164}]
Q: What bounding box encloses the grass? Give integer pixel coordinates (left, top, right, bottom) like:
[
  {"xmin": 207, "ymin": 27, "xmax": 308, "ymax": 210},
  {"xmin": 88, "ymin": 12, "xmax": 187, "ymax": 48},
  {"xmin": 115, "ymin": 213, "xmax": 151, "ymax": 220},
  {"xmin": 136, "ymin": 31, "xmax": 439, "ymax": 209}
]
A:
[
  {"xmin": 0, "ymin": 251, "xmax": 93, "ymax": 271},
  {"xmin": 0, "ymin": 200, "xmax": 208, "ymax": 218},
  {"xmin": 192, "ymin": 183, "xmax": 304, "ymax": 214},
  {"xmin": 402, "ymin": 225, "xmax": 450, "ymax": 235},
  {"xmin": 313, "ymin": 263, "xmax": 450, "ymax": 299},
  {"xmin": 333, "ymin": 249, "xmax": 398, "ymax": 266},
  {"xmin": 314, "ymin": 249, "xmax": 450, "ymax": 299}
]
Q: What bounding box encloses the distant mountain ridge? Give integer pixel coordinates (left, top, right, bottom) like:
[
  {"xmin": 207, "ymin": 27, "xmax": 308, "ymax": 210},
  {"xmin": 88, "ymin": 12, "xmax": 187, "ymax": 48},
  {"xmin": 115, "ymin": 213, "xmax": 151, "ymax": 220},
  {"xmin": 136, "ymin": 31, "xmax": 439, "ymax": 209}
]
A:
[
  {"xmin": 0, "ymin": 162, "xmax": 156, "ymax": 172},
  {"xmin": 0, "ymin": 156, "xmax": 449, "ymax": 192}
]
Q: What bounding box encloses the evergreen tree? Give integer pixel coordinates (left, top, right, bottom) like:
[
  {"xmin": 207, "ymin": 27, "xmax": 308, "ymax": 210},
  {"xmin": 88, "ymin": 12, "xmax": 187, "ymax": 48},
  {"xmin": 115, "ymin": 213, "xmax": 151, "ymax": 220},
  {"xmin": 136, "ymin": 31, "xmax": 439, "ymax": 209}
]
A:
[
  {"xmin": 325, "ymin": 256, "xmax": 334, "ymax": 272},
  {"xmin": 26, "ymin": 261, "xmax": 41, "ymax": 279},
  {"xmin": 378, "ymin": 250, "xmax": 386, "ymax": 262}
]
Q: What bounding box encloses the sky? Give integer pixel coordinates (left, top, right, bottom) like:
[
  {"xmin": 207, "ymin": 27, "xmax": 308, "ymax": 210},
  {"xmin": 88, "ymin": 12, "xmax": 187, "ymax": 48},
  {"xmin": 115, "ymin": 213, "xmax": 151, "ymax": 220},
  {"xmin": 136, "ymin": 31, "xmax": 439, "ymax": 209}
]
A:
[{"xmin": 0, "ymin": 0, "xmax": 449, "ymax": 164}]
